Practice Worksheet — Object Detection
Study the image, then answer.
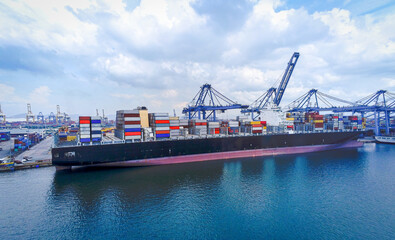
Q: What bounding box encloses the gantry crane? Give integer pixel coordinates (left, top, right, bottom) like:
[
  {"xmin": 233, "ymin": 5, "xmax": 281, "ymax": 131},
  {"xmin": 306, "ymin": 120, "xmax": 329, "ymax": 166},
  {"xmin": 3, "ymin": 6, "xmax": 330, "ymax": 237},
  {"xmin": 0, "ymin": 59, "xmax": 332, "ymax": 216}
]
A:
[
  {"xmin": 26, "ymin": 103, "xmax": 35, "ymax": 122},
  {"xmin": 37, "ymin": 112, "xmax": 45, "ymax": 123},
  {"xmin": 242, "ymin": 52, "xmax": 300, "ymax": 120},
  {"xmin": 0, "ymin": 104, "xmax": 5, "ymax": 123},
  {"xmin": 182, "ymin": 83, "xmax": 249, "ymax": 121},
  {"xmin": 56, "ymin": 105, "xmax": 64, "ymax": 124},
  {"xmin": 287, "ymin": 89, "xmax": 395, "ymax": 135}
]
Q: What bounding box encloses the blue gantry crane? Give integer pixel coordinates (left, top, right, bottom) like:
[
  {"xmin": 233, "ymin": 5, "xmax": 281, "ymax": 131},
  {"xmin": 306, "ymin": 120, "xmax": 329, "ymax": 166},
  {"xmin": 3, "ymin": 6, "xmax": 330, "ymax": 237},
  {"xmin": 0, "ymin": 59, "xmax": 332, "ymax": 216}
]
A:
[
  {"xmin": 287, "ymin": 89, "xmax": 395, "ymax": 135},
  {"xmin": 182, "ymin": 83, "xmax": 249, "ymax": 121},
  {"xmin": 242, "ymin": 52, "xmax": 300, "ymax": 120}
]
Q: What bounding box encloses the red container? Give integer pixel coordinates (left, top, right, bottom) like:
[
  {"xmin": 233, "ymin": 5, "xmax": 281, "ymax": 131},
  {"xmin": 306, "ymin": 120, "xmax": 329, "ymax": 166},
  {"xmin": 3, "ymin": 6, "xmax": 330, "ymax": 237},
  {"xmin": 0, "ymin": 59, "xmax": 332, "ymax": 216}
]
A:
[
  {"xmin": 79, "ymin": 116, "xmax": 91, "ymax": 120},
  {"xmin": 170, "ymin": 126, "xmax": 180, "ymax": 130},
  {"xmin": 156, "ymin": 130, "xmax": 170, "ymax": 134},
  {"xmin": 124, "ymin": 121, "xmax": 140, "ymax": 125},
  {"xmin": 260, "ymin": 121, "xmax": 267, "ymax": 125},
  {"xmin": 125, "ymin": 132, "xmax": 140, "ymax": 136},
  {"xmin": 287, "ymin": 125, "xmax": 294, "ymax": 129},
  {"xmin": 196, "ymin": 122, "xmax": 207, "ymax": 126},
  {"xmin": 124, "ymin": 113, "xmax": 140, "ymax": 117},
  {"xmin": 79, "ymin": 120, "xmax": 90, "ymax": 124},
  {"xmin": 252, "ymin": 130, "xmax": 262, "ymax": 134},
  {"xmin": 252, "ymin": 124, "xmax": 262, "ymax": 128},
  {"xmin": 155, "ymin": 120, "xmax": 170, "ymax": 124}
]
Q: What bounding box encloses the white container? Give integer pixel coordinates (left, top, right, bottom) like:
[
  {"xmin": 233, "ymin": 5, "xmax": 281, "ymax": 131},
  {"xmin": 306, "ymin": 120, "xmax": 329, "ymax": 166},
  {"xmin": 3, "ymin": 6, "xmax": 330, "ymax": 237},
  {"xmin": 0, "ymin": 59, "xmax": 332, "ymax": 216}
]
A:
[
  {"xmin": 123, "ymin": 124, "xmax": 141, "ymax": 128},
  {"xmin": 124, "ymin": 117, "xmax": 141, "ymax": 121},
  {"xmin": 125, "ymin": 135, "xmax": 141, "ymax": 140},
  {"xmin": 155, "ymin": 127, "xmax": 170, "ymax": 131}
]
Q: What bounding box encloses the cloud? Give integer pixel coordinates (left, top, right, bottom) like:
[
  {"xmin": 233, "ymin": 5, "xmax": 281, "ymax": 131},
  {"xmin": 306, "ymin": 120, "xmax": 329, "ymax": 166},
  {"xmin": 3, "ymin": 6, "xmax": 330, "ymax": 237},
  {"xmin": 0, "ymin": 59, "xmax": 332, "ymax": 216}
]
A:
[
  {"xmin": 0, "ymin": 0, "xmax": 395, "ymax": 117},
  {"xmin": 28, "ymin": 86, "xmax": 52, "ymax": 104}
]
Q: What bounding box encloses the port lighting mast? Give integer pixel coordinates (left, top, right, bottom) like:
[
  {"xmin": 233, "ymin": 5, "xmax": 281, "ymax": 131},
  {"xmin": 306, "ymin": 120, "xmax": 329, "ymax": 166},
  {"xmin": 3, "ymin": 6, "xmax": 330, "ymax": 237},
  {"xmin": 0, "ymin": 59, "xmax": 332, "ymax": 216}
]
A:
[
  {"xmin": 242, "ymin": 52, "xmax": 300, "ymax": 120},
  {"xmin": 0, "ymin": 104, "xmax": 5, "ymax": 123},
  {"xmin": 26, "ymin": 103, "xmax": 35, "ymax": 123},
  {"xmin": 182, "ymin": 83, "xmax": 249, "ymax": 121}
]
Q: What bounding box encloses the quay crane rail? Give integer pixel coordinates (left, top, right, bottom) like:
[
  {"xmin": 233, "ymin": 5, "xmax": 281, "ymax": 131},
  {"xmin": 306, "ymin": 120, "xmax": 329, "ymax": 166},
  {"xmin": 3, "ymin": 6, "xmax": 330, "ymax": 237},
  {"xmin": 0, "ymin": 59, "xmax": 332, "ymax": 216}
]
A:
[
  {"xmin": 182, "ymin": 83, "xmax": 249, "ymax": 121},
  {"xmin": 242, "ymin": 52, "xmax": 300, "ymax": 120}
]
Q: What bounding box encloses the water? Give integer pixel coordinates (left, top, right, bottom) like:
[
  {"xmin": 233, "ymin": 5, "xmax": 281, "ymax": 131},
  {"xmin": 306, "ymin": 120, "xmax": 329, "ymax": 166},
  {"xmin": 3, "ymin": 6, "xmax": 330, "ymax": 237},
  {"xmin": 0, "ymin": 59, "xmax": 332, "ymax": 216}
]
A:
[{"xmin": 0, "ymin": 143, "xmax": 394, "ymax": 239}]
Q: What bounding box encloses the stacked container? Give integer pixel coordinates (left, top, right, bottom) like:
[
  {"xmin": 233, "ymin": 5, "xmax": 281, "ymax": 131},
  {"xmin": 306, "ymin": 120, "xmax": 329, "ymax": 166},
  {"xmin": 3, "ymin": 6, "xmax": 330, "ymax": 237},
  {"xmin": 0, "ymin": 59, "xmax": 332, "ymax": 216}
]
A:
[
  {"xmin": 79, "ymin": 116, "xmax": 91, "ymax": 143},
  {"xmin": 115, "ymin": 110, "xmax": 142, "ymax": 141},
  {"xmin": 150, "ymin": 113, "xmax": 170, "ymax": 139},
  {"xmin": 313, "ymin": 114, "xmax": 324, "ymax": 130},
  {"xmin": 91, "ymin": 116, "xmax": 102, "ymax": 142},
  {"xmin": 179, "ymin": 119, "xmax": 189, "ymax": 136},
  {"xmin": 0, "ymin": 131, "xmax": 10, "ymax": 142},
  {"xmin": 190, "ymin": 119, "xmax": 207, "ymax": 135},
  {"xmin": 169, "ymin": 117, "xmax": 181, "ymax": 137},
  {"xmin": 228, "ymin": 121, "xmax": 239, "ymax": 135},
  {"xmin": 208, "ymin": 122, "xmax": 220, "ymax": 135}
]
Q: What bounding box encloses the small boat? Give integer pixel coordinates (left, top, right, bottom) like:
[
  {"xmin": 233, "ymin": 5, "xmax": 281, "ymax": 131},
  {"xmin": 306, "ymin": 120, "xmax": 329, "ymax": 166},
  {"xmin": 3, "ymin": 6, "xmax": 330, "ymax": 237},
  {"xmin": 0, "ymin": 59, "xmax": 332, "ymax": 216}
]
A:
[{"xmin": 375, "ymin": 135, "xmax": 395, "ymax": 144}]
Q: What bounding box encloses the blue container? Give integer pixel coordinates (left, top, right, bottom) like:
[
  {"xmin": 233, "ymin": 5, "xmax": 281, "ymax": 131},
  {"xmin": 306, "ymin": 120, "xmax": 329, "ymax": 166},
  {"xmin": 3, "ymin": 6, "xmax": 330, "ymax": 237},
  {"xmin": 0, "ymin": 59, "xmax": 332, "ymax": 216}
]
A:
[
  {"xmin": 80, "ymin": 138, "xmax": 91, "ymax": 143},
  {"xmin": 156, "ymin": 133, "xmax": 170, "ymax": 138},
  {"xmin": 125, "ymin": 128, "xmax": 141, "ymax": 132},
  {"xmin": 91, "ymin": 120, "xmax": 101, "ymax": 124},
  {"xmin": 91, "ymin": 130, "xmax": 102, "ymax": 135},
  {"xmin": 91, "ymin": 138, "xmax": 101, "ymax": 142}
]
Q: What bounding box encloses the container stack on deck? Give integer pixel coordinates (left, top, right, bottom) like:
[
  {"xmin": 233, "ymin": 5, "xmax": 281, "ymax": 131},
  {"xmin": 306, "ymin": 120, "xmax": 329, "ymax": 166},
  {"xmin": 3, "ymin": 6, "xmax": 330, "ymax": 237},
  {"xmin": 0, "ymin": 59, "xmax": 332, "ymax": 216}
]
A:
[
  {"xmin": 190, "ymin": 119, "xmax": 207, "ymax": 136},
  {"xmin": 150, "ymin": 113, "xmax": 170, "ymax": 139},
  {"xmin": 228, "ymin": 121, "xmax": 240, "ymax": 135},
  {"xmin": 91, "ymin": 116, "xmax": 102, "ymax": 142},
  {"xmin": 208, "ymin": 121, "xmax": 220, "ymax": 135},
  {"xmin": 79, "ymin": 116, "xmax": 91, "ymax": 143},
  {"xmin": 115, "ymin": 110, "xmax": 142, "ymax": 141},
  {"xmin": 179, "ymin": 119, "xmax": 189, "ymax": 136},
  {"xmin": 169, "ymin": 117, "xmax": 180, "ymax": 138}
]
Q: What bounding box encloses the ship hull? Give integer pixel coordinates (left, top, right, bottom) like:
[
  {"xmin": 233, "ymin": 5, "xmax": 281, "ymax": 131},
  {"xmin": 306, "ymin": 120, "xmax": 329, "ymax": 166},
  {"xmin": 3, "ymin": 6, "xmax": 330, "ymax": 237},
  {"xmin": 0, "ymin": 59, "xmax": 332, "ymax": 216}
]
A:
[{"xmin": 52, "ymin": 131, "xmax": 364, "ymax": 170}]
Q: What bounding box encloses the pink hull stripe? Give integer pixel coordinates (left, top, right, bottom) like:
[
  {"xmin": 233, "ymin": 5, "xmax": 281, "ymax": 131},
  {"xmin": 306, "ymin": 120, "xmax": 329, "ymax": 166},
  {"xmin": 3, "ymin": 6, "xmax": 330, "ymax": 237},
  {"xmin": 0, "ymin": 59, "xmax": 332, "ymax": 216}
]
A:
[{"xmin": 90, "ymin": 141, "xmax": 363, "ymax": 168}]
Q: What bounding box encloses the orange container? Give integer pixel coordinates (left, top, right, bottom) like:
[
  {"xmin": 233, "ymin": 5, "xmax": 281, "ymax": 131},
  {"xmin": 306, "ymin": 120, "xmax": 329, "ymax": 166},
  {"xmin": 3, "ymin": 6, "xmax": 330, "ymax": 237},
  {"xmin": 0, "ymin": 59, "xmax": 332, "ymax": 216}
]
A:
[{"xmin": 156, "ymin": 130, "xmax": 170, "ymax": 134}]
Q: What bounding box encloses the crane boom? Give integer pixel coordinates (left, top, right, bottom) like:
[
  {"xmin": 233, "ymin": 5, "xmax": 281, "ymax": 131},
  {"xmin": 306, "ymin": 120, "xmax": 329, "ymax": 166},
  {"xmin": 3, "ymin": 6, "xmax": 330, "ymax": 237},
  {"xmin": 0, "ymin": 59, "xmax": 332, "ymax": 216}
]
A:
[{"xmin": 273, "ymin": 52, "xmax": 299, "ymax": 106}]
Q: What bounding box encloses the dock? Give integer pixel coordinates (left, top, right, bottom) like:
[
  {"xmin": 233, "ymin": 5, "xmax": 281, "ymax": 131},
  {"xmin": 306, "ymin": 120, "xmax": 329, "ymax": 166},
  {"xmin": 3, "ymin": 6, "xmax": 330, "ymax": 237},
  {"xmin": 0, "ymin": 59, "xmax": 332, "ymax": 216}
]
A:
[{"xmin": 1, "ymin": 136, "xmax": 53, "ymax": 171}]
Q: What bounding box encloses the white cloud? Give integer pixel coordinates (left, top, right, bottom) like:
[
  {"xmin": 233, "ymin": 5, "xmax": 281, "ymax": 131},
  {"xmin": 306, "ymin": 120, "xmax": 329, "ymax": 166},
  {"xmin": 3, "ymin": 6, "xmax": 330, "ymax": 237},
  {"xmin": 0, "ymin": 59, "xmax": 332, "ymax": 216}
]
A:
[
  {"xmin": 28, "ymin": 86, "xmax": 52, "ymax": 104},
  {"xmin": 1, "ymin": 0, "xmax": 395, "ymax": 116}
]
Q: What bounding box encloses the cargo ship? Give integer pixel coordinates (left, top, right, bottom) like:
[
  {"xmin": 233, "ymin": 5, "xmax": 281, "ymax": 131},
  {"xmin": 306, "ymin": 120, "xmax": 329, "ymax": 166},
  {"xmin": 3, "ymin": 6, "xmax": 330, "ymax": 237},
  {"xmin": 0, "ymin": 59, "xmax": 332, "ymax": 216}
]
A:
[
  {"xmin": 52, "ymin": 130, "xmax": 364, "ymax": 170},
  {"xmin": 51, "ymin": 108, "xmax": 367, "ymax": 170}
]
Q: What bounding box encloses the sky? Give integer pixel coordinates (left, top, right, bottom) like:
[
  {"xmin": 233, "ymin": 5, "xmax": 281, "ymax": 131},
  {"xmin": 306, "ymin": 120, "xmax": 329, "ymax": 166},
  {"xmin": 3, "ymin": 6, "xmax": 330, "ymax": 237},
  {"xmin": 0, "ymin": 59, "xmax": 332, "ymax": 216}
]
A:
[{"xmin": 0, "ymin": 0, "xmax": 395, "ymax": 118}]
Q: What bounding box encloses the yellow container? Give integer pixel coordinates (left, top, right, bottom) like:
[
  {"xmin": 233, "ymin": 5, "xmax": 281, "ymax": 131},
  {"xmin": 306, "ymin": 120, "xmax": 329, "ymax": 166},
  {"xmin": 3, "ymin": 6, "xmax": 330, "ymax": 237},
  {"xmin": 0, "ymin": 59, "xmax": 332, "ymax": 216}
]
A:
[
  {"xmin": 169, "ymin": 116, "xmax": 179, "ymax": 120},
  {"xmin": 250, "ymin": 121, "xmax": 261, "ymax": 125},
  {"xmin": 286, "ymin": 118, "xmax": 294, "ymax": 121},
  {"xmin": 67, "ymin": 136, "xmax": 77, "ymax": 141},
  {"xmin": 314, "ymin": 120, "xmax": 324, "ymax": 123}
]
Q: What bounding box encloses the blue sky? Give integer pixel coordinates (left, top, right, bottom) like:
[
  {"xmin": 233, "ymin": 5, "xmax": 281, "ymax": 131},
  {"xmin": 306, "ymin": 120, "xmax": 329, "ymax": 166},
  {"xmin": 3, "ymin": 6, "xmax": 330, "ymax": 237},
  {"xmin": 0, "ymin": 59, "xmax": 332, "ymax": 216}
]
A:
[{"xmin": 0, "ymin": 0, "xmax": 394, "ymax": 117}]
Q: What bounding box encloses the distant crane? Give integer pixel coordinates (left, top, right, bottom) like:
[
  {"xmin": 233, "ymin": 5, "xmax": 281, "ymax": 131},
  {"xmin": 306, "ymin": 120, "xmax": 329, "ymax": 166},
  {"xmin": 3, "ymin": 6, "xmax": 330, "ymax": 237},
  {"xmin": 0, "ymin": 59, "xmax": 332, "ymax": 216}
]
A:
[
  {"xmin": 26, "ymin": 103, "xmax": 35, "ymax": 123},
  {"xmin": 48, "ymin": 112, "xmax": 56, "ymax": 123},
  {"xmin": 102, "ymin": 109, "xmax": 108, "ymax": 125},
  {"xmin": 287, "ymin": 89, "xmax": 395, "ymax": 135},
  {"xmin": 0, "ymin": 104, "xmax": 5, "ymax": 123},
  {"xmin": 56, "ymin": 105, "xmax": 64, "ymax": 124},
  {"xmin": 37, "ymin": 112, "xmax": 45, "ymax": 123},
  {"xmin": 242, "ymin": 52, "xmax": 300, "ymax": 120},
  {"xmin": 182, "ymin": 83, "xmax": 249, "ymax": 121}
]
